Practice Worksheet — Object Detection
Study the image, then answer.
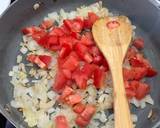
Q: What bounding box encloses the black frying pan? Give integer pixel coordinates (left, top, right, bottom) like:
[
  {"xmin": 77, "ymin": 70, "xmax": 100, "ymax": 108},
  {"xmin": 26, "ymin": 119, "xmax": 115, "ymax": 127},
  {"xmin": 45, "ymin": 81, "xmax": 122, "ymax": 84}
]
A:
[{"xmin": 0, "ymin": 0, "xmax": 160, "ymax": 127}]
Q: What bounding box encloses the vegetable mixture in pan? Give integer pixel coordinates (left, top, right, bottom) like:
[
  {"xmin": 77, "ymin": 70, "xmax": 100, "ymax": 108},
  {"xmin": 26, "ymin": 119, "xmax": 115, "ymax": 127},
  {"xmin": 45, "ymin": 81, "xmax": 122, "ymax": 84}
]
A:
[{"xmin": 9, "ymin": 2, "xmax": 157, "ymax": 128}]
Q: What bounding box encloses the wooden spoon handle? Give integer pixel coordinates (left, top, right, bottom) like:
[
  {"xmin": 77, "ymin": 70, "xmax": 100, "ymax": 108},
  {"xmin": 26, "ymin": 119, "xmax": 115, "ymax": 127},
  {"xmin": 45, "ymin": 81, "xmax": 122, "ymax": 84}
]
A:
[{"xmin": 111, "ymin": 64, "xmax": 133, "ymax": 128}]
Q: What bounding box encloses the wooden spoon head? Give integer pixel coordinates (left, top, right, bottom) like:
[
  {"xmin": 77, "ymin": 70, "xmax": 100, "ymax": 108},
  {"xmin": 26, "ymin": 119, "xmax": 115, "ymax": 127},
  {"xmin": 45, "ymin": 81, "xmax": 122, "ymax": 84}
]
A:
[{"xmin": 92, "ymin": 16, "xmax": 132, "ymax": 64}]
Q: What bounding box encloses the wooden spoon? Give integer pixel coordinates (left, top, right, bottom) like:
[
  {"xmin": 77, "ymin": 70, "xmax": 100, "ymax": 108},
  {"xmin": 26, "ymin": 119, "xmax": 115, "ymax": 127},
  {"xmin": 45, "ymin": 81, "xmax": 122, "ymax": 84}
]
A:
[{"xmin": 92, "ymin": 16, "xmax": 133, "ymax": 128}]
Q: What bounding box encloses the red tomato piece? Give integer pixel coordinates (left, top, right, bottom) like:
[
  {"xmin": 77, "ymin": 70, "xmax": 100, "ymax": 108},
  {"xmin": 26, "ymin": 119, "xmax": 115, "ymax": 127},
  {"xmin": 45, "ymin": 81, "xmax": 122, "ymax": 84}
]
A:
[
  {"xmin": 59, "ymin": 47, "xmax": 71, "ymax": 59},
  {"xmin": 75, "ymin": 43, "xmax": 93, "ymax": 63},
  {"xmin": 59, "ymin": 86, "xmax": 74, "ymax": 101},
  {"xmin": 132, "ymin": 38, "xmax": 144, "ymax": 49},
  {"xmin": 62, "ymin": 53, "xmax": 79, "ymax": 72},
  {"xmin": 80, "ymin": 35, "xmax": 94, "ymax": 46},
  {"xmin": 93, "ymin": 67, "xmax": 106, "ymax": 89},
  {"xmin": 129, "ymin": 54, "xmax": 150, "ymax": 67},
  {"xmin": 62, "ymin": 69, "xmax": 72, "ymax": 79},
  {"xmin": 75, "ymin": 116, "xmax": 89, "ymax": 127},
  {"xmin": 123, "ymin": 67, "xmax": 147, "ymax": 81},
  {"xmin": 47, "ymin": 35, "xmax": 59, "ymax": 45},
  {"xmin": 49, "ymin": 27, "xmax": 65, "ymax": 36},
  {"xmin": 27, "ymin": 54, "xmax": 51, "ymax": 69},
  {"xmin": 126, "ymin": 88, "xmax": 136, "ymax": 99},
  {"xmin": 53, "ymin": 70, "xmax": 68, "ymax": 93},
  {"xmin": 55, "ymin": 115, "xmax": 69, "ymax": 128},
  {"xmin": 135, "ymin": 82, "xmax": 150, "ymax": 100},
  {"xmin": 63, "ymin": 18, "xmax": 84, "ymax": 33},
  {"xmin": 37, "ymin": 34, "xmax": 49, "ymax": 48},
  {"xmin": 40, "ymin": 19, "xmax": 53, "ymax": 29},
  {"xmin": 80, "ymin": 105, "xmax": 96, "ymax": 121},
  {"xmin": 38, "ymin": 55, "xmax": 52, "ymax": 67},
  {"xmin": 93, "ymin": 55, "xmax": 104, "ymax": 65},
  {"xmin": 66, "ymin": 93, "xmax": 82, "ymax": 106},
  {"xmin": 106, "ymin": 21, "xmax": 120, "ymax": 29},
  {"xmin": 73, "ymin": 103, "xmax": 86, "ymax": 114},
  {"xmin": 126, "ymin": 47, "xmax": 137, "ymax": 59},
  {"xmin": 84, "ymin": 12, "xmax": 99, "ymax": 29},
  {"xmin": 72, "ymin": 69, "xmax": 87, "ymax": 89},
  {"xmin": 146, "ymin": 67, "xmax": 157, "ymax": 77},
  {"xmin": 21, "ymin": 26, "xmax": 40, "ymax": 35},
  {"xmin": 81, "ymin": 63, "xmax": 97, "ymax": 78}
]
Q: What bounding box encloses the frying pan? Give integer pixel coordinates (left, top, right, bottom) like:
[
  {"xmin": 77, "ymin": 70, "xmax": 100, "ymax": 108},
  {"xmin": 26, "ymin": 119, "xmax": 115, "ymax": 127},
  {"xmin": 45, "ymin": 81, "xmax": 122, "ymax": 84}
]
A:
[{"xmin": 0, "ymin": 0, "xmax": 160, "ymax": 127}]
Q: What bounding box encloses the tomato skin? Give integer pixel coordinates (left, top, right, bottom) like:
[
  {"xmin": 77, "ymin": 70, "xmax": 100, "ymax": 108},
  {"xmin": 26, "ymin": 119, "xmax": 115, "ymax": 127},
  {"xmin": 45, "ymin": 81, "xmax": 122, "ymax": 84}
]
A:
[
  {"xmin": 126, "ymin": 89, "xmax": 136, "ymax": 99},
  {"xmin": 66, "ymin": 93, "xmax": 82, "ymax": 106},
  {"xmin": 49, "ymin": 27, "xmax": 65, "ymax": 36},
  {"xmin": 75, "ymin": 43, "xmax": 93, "ymax": 63},
  {"xmin": 38, "ymin": 55, "xmax": 52, "ymax": 67},
  {"xmin": 63, "ymin": 18, "xmax": 84, "ymax": 33},
  {"xmin": 62, "ymin": 52, "xmax": 79, "ymax": 72},
  {"xmin": 126, "ymin": 47, "xmax": 137, "ymax": 59},
  {"xmin": 59, "ymin": 86, "xmax": 74, "ymax": 100},
  {"xmin": 123, "ymin": 67, "xmax": 147, "ymax": 81},
  {"xmin": 55, "ymin": 115, "xmax": 69, "ymax": 128},
  {"xmin": 53, "ymin": 70, "xmax": 68, "ymax": 93},
  {"xmin": 73, "ymin": 103, "xmax": 86, "ymax": 114},
  {"xmin": 40, "ymin": 19, "xmax": 53, "ymax": 29},
  {"xmin": 93, "ymin": 67, "xmax": 106, "ymax": 89},
  {"xmin": 27, "ymin": 54, "xmax": 51, "ymax": 69},
  {"xmin": 72, "ymin": 69, "xmax": 87, "ymax": 89},
  {"xmin": 80, "ymin": 105, "xmax": 96, "ymax": 121},
  {"xmin": 132, "ymin": 38, "xmax": 144, "ymax": 49},
  {"xmin": 75, "ymin": 116, "xmax": 89, "ymax": 127},
  {"xmin": 146, "ymin": 67, "xmax": 157, "ymax": 77},
  {"xmin": 80, "ymin": 35, "xmax": 94, "ymax": 46},
  {"xmin": 84, "ymin": 12, "xmax": 99, "ymax": 29},
  {"xmin": 135, "ymin": 82, "xmax": 150, "ymax": 100}
]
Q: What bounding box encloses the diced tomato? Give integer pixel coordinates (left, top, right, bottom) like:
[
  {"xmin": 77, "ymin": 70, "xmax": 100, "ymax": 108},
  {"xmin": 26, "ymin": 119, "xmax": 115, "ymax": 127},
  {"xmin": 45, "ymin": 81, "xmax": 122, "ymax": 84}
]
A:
[
  {"xmin": 62, "ymin": 53, "xmax": 79, "ymax": 72},
  {"xmin": 53, "ymin": 70, "xmax": 68, "ymax": 93},
  {"xmin": 84, "ymin": 53, "xmax": 93, "ymax": 63},
  {"xmin": 123, "ymin": 67, "xmax": 147, "ymax": 81},
  {"xmin": 21, "ymin": 26, "xmax": 40, "ymax": 35},
  {"xmin": 66, "ymin": 93, "xmax": 82, "ymax": 106},
  {"xmin": 84, "ymin": 12, "xmax": 99, "ymax": 29},
  {"xmin": 126, "ymin": 47, "xmax": 137, "ymax": 59},
  {"xmin": 72, "ymin": 69, "xmax": 87, "ymax": 89},
  {"xmin": 59, "ymin": 86, "xmax": 74, "ymax": 101},
  {"xmin": 49, "ymin": 27, "xmax": 65, "ymax": 36},
  {"xmin": 88, "ymin": 12, "xmax": 99, "ymax": 24},
  {"xmin": 71, "ymin": 32, "xmax": 81, "ymax": 39},
  {"xmin": 75, "ymin": 116, "xmax": 89, "ymax": 127},
  {"xmin": 40, "ymin": 19, "xmax": 53, "ymax": 29},
  {"xmin": 63, "ymin": 18, "xmax": 84, "ymax": 33},
  {"xmin": 59, "ymin": 46, "xmax": 71, "ymax": 59},
  {"xmin": 80, "ymin": 105, "xmax": 96, "ymax": 121},
  {"xmin": 93, "ymin": 55, "xmax": 103, "ymax": 65},
  {"xmin": 126, "ymin": 89, "xmax": 136, "ymax": 99},
  {"xmin": 75, "ymin": 43, "xmax": 93, "ymax": 63},
  {"xmin": 55, "ymin": 115, "xmax": 69, "ymax": 128},
  {"xmin": 93, "ymin": 67, "xmax": 106, "ymax": 89},
  {"xmin": 132, "ymin": 38, "xmax": 144, "ymax": 49},
  {"xmin": 62, "ymin": 69, "xmax": 72, "ymax": 79},
  {"xmin": 106, "ymin": 21, "xmax": 120, "ymax": 29},
  {"xmin": 146, "ymin": 67, "xmax": 157, "ymax": 77},
  {"xmin": 38, "ymin": 55, "xmax": 52, "ymax": 67},
  {"xmin": 135, "ymin": 82, "xmax": 150, "ymax": 100},
  {"xmin": 47, "ymin": 35, "xmax": 59, "ymax": 45},
  {"xmin": 102, "ymin": 59, "xmax": 109, "ymax": 71},
  {"xmin": 73, "ymin": 103, "xmax": 86, "ymax": 114},
  {"xmin": 27, "ymin": 54, "xmax": 51, "ymax": 69},
  {"xmin": 129, "ymin": 81, "xmax": 140, "ymax": 91},
  {"xmin": 81, "ymin": 63, "xmax": 96, "ymax": 78},
  {"xmin": 37, "ymin": 34, "xmax": 49, "ymax": 48},
  {"xmin": 129, "ymin": 54, "xmax": 150, "ymax": 67},
  {"xmin": 80, "ymin": 35, "xmax": 94, "ymax": 46}
]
